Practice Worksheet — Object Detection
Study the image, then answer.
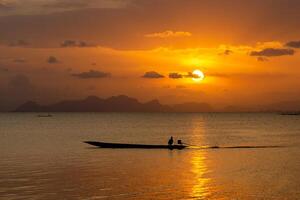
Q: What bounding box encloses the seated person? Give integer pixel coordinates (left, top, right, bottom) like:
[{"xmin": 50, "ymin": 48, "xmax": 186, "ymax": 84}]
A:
[{"xmin": 168, "ymin": 136, "xmax": 174, "ymax": 146}]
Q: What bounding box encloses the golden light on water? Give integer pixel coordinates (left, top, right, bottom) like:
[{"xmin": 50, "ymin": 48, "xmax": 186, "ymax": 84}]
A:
[{"xmin": 190, "ymin": 152, "xmax": 211, "ymax": 199}]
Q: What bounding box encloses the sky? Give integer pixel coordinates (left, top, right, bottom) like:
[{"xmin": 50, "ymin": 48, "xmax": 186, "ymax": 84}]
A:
[{"xmin": 1, "ymin": 0, "xmax": 300, "ymax": 111}]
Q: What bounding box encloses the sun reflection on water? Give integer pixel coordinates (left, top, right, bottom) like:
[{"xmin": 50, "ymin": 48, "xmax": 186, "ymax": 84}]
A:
[{"xmin": 190, "ymin": 152, "xmax": 211, "ymax": 199}]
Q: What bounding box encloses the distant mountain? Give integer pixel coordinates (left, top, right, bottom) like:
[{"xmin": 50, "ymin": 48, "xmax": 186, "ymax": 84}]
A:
[
  {"xmin": 222, "ymin": 100, "xmax": 300, "ymax": 113},
  {"xmin": 262, "ymin": 100, "xmax": 300, "ymax": 112},
  {"xmin": 15, "ymin": 95, "xmax": 213, "ymax": 112}
]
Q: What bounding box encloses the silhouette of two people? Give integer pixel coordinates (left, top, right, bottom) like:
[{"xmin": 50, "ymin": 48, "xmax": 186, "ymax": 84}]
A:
[{"xmin": 168, "ymin": 136, "xmax": 183, "ymax": 146}]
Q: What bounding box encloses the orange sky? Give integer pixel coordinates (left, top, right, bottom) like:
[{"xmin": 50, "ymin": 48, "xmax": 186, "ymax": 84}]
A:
[{"xmin": 1, "ymin": 0, "xmax": 300, "ymax": 111}]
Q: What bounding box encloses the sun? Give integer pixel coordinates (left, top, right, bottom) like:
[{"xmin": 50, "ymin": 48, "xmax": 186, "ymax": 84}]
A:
[{"xmin": 192, "ymin": 69, "xmax": 205, "ymax": 82}]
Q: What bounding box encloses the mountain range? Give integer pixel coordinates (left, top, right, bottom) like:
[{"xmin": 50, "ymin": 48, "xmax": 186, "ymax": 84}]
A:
[
  {"xmin": 13, "ymin": 95, "xmax": 300, "ymax": 112},
  {"xmin": 15, "ymin": 95, "xmax": 213, "ymax": 112}
]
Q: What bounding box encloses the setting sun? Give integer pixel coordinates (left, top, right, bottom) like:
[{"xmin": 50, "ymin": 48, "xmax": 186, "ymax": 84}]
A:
[{"xmin": 192, "ymin": 69, "xmax": 205, "ymax": 82}]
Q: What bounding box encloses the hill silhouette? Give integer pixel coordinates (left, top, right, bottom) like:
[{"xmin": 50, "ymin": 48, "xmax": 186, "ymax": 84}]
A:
[{"xmin": 15, "ymin": 95, "xmax": 214, "ymax": 112}]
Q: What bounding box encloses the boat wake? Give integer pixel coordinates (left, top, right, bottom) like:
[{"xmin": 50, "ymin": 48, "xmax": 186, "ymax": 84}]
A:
[{"xmin": 188, "ymin": 145, "xmax": 286, "ymax": 149}]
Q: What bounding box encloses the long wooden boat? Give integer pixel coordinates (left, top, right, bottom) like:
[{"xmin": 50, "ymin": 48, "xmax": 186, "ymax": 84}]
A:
[
  {"xmin": 280, "ymin": 112, "xmax": 300, "ymax": 116},
  {"xmin": 37, "ymin": 114, "xmax": 52, "ymax": 117},
  {"xmin": 84, "ymin": 141, "xmax": 187, "ymax": 150}
]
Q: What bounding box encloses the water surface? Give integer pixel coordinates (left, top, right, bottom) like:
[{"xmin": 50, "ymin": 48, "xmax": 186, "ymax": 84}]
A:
[{"xmin": 0, "ymin": 113, "xmax": 299, "ymax": 199}]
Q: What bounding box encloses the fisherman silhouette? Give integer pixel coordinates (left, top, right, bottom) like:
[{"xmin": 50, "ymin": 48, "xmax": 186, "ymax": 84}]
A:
[{"xmin": 168, "ymin": 136, "xmax": 174, "ymax": 146}]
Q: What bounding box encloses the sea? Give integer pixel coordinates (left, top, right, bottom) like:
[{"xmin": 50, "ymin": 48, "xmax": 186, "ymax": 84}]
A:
[{"xmin": 0, "ymin": 113, "xmax": 299, "ymax": 200}]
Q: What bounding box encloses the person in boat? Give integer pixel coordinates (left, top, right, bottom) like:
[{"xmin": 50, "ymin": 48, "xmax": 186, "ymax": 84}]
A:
[
  {"xmin": 177, "ymin": 140, "xmax": 183, "ymax": 145},
  {"xmin": 168, "ymin": 136, "xmax": 174, "ymax": 146}
]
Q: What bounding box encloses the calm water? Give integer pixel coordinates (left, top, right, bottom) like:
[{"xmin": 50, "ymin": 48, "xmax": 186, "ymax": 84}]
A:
[{"xmin": 0, "ymin": 113, "xmax": 300, "ymax": 200}]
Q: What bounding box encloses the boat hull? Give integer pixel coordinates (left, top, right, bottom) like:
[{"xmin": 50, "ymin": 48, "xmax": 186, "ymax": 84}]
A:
[{"xmin": 84, "ymin": 141, "xmax": 187, "ymax": 150}]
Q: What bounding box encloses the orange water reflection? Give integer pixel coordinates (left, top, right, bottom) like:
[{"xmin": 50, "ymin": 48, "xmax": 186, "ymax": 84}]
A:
[{"xmin": 190, "ymin": 151, "xmax": 211, "ymax": 199}]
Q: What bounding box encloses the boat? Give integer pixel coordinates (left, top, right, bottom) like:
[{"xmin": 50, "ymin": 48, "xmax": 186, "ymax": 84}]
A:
[
  {"xmin": 280, "ymin": 112, "xmax": 300, "ymax": 116},
  {"xmin": 84, "ymin": 141, "xmax": 187, "ymax": 150},
  {"xmin": 38, "ymin": 114, "xmax": 53, "ymax": 117}
]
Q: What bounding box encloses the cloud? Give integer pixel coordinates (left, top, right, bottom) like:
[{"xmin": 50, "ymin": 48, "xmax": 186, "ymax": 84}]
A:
[
  {"xmin": 169, "ymin": 73, "xmax": 183, "ymax": 79},
  {"xmin": 145, "ymin": 30, "xmax": 192, "ymax": 38},
  {"xmin": 250, "ymin": 48, "xmax": 295, "ymax": 57},
  {"xmin": 224, "ymin": 49, "xmax": 233, "ymax": 55},
  {"xmin": 47, "ymin": 56, "xmax": 59, "ymax": 64},
  {"xmin": 43, "ymin": 0, "xmax": 126, "ymax": 10},
  {"xmin": 61, "ymin": 40, "xmax": 77, "ymax": 47},
  {"xmin": 43, "ymin": 0, "xmax": 89, "ymax": 9},
  {"xmin": 218, "ymin": 49, "xmax": 233, "ymax": 56},
  {"xmin": 0, "ymin": 2, "xmax": 14, "ymax": 11},
  {"xmin": 185, "ymin": 72, "xmax": 201, "ymax": 78},
  {"xmin": 286, "ymin": 40, "xmax": 300, "ymax": 48},
  {"xmin": 13, "ymin": 58, "xmax": 26, "ymax": 63},
  {"xmin": 257, "ymin": 57, "xmax": 269, "ymax": 62},
  {"xmin": 0, "ymin": 0, "xmax": 128, "ymax": 16},
  {"xmin": 61, "ymin": 40, "xmax": 96, "ymax": 47},
  {"xmin": 168, "ymin": 72, "xmax": 200, "ymax": 79},
  {"xmin": 72, "ymin": 70, "xmax": 111, "ymax": 79},
  {"xmin": 9, "ymin": 40, "xmax": 29, "ymax": 47},
  {"xmin": 0, "ymin": 2, "xmax": 7, "ymax": 9},
  {"xmin": 142, "ymin": 71, "xmax": 165, "ymax": 78}
]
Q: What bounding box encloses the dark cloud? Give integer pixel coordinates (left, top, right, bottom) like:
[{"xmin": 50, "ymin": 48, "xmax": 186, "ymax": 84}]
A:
[
  {"xmin": 169, "ymin": 72, "xmax": 201, "ymax": 79},
  {"xmin": 169, "ymin": 73, "xmax": 183, "ymax": 79},
  {"xmin": 61, "ymin": 40, "xmax": 77, "ymax": 47},
  {"xmin": 0, "ymin": 2, "xmax": 14, "ymax": 11},
  {"xmin": 61, "ymin": 40, "xmax": 96, "ymax": 47},
  {"xmin": 250, "ymin": 48, "xmax": 295, "ymax": 57},
  {"xmin": 286, "ymin": 40, "xmax": 300, "ymax": 48},
  {"xmin": 78, "ymin": 41, "xmax": 96, "ymax": 47},
  {"xmin": 257, "ymin": 57, "xmax": 269, "ymax": 62},
  {"xmin": 0, "ymin": 3, "xmax": 8, "ymax": 9},
  {"xmin": 13, "ymin": 58, "xmax": 26, "ymax": 63},
  {"xmin": 224, "ymin": 49, "xmax": 233, "ymax": 55},
  {"xmin": 72, "ymin": 70, "xmax": 111, "ymax": 79},
  {"xmin": 145, "ymin": 30, "xmax": 192, "ymax": 38},
  {"xmin": 47, "ymin": 56, "xmax": 59, "ymax": 64},
  {"xmin": 185, "ymin": 72, "xmax": 201, "ymax": 78},
  {"xmin": 219, "ymin": 49, "xmax": 233, "ymax": 56},
  {"xmin": 43, "ymin": 0, "xmax": 89, "ymax": 9},
  {"xmin": 9, "ymin": 40, "xmax": 29, "ymax": 47},
  {"xmin": 142, "ymin": 71, "xmax": 165, "ymax": 78}
]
